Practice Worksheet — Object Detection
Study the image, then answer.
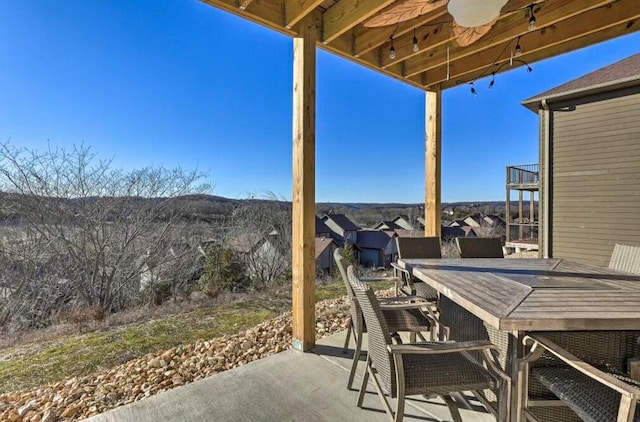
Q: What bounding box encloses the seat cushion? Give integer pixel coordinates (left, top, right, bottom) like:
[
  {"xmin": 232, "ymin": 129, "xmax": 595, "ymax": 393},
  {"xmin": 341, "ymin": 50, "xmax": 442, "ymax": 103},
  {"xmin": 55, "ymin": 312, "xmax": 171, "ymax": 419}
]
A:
[{"xmin": 532, "ymin": 366, "xmax": 640, "ymax": 422}]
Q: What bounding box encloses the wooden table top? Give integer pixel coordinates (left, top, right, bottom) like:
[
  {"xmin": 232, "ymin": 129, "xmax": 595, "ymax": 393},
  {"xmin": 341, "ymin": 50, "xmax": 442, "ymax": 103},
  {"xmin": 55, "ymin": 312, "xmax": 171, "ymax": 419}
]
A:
[{"xmin": 397, "ymin": 258, "xmax": 640, "ymax": 331}]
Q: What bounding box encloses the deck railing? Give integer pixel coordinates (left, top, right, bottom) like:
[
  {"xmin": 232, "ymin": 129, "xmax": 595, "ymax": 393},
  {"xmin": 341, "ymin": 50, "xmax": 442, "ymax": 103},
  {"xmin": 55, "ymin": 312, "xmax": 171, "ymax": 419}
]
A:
[{"xmin": 507, "ymin": 163, "xmax": 539, "ymax": 185}]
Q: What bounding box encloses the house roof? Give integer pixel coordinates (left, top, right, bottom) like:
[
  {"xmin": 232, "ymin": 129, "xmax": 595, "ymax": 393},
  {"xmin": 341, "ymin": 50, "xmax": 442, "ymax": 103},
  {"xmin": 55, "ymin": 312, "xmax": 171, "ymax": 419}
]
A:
[
  {"xmin": 441, "ymin": 226, "xmax": 476, "ymax": 240},
  {"xmin": 394, "ymin": 229, "xmax": 424, "ymax": 238},
  {"xmin": 523, "ymin": 53, "xmax": 640, "ymax": 110},
  {"xmin": 315, "ymin": 216, "xmax": 332, "ymax": 235},
  {"xmin": 315, "ymin": 237, "xmax": 337, "ymax": 260},
  {"xmin": 374, "ymin": 220, "xmax": 402, "ymax": 230},
  {"xmin": 356, "ymin": 230, "xmax": 393, "ymax": 250},
  {"xmin": 322, "ymin": 213, "xmax": 360, "ymax": 231}
]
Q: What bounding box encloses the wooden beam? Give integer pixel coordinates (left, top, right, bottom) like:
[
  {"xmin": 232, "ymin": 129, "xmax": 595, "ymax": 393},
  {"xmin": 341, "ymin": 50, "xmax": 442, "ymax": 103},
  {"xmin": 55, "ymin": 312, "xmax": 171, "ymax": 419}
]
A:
[
  {"xmin": 322, "ymin": 0, "xmax": 396, "ymax": 44},
  {"xmin": 400, "ymin": 0, "xmax": 614, "ymax": 79},
  {"xmin": 292, "ymin": 16, "xmax": 317, "ymax": 352},
  {"xmin": 424, "ymin": 0, "xmax": 640, "ymax": 89},
  {"xmin": 285, "ymin": 0, "xmax": 324, "ymax": 29},
  {"xmin": 200, "ymin": 0, "xmax": 293, "ymax": 37},
  {"xmin": 425, "ymin": 88, "xmax": 441, "ymax": 238}
]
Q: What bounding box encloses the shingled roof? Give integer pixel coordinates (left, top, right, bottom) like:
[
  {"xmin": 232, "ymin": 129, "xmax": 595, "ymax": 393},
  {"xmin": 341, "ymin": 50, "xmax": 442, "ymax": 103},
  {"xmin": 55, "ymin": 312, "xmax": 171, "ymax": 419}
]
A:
[
  {"xmin": 523, "ymin": 53, "xmax": 640, "ymax": 110},
  {"xmin": 322, "ymin": 213, "xmax": 360, "ymax": 232}
]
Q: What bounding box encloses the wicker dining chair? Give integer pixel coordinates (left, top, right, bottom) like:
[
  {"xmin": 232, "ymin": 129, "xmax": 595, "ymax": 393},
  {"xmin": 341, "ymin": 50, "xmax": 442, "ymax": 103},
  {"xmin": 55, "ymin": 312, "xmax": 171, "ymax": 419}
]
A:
[
  {"xmin": 348, "ymin": 265, "xmax": 511, "ymax": 422},
  {"xmin": 334, "ymin": 248, "xmax": 435, "ymax": 390},
  {"xmin": 391, "ymin": 237, "xmax": 441, "ymax": 300},
  {"xmin": 456, "ymin": 237, "xmax": 504, "ymax": 258},
  {"xmin": 609, "ymin": 244, "xmax": 640, "ymax": 275}
]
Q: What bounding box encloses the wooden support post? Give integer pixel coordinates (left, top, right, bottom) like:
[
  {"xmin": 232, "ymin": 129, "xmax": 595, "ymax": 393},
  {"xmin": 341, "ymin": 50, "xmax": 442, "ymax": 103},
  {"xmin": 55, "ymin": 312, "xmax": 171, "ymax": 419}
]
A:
[
  {"xmin": 292, "ymin": 16, "xmax": 317, "ymax": 352},
  {"xmin": 530, "ymin": 191, "xmax": 535, "ymax": 228},
  {"xmin": 425, "ymin": 88, "xmax": 442, "ymax": 238},
  {"xmin": 518, "ymin": 190, "xmax": 524, "ymax": 240},
  {"xmin": 505, "ymin": 176, "xmax": 511, "ymax": 243}
]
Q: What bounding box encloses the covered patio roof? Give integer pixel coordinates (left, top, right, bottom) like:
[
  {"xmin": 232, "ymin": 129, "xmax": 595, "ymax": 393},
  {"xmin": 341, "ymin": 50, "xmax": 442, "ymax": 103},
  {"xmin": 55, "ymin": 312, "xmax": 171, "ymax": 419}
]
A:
[
  {"xmin": 198, "ymin": 0, "xmax": 640, "ymax": 351},
  {"xmin": 201, "ymin": 0, "xmax": 639, "ymax": 90}
]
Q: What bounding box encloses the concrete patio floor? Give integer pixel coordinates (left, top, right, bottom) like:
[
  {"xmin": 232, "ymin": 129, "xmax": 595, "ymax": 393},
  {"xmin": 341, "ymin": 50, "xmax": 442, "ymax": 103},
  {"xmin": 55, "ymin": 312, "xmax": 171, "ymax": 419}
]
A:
[{"xmin": 87, "ymin": 331, "xmax": 495, "ymax": 422}]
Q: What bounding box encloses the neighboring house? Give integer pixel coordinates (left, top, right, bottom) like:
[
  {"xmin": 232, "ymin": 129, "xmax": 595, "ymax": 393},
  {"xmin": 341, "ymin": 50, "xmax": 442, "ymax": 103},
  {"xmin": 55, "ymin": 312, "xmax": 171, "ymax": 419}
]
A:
[
  {"xmin": 522, "ymin": 53, "xmax": 640, "ymax": 266},
  {"xmin": 448, "ymin": 219, "xmax": 469, "ymax": 227},
  {"xmin": 139, "ymin": 244, "xmax": 205, "ymax": 292},
  {"xmin": 392, "ymin": 215, "xmax": 416, "ymax": 230},
  {"xmin": 315, "ymin": 237, "xmax": 338, "ymax": 274},
  {"xmin": 415, "ymin": 217, "xmax": 426, "ymax": 229},
  {"xmin": 315, "ymin": 216, "xmax": 333, "ymax": 238},
  {"xmin": 356, "ymin": 230, "xmax": 395, "ymax": 268},
  {"xmin": 441, "ymin": 226, "xmax": 478, "ymax": 241},
  {"xmin": 483, "ymin": 215, "xmax": 506, "ymax": 228},
  {"xmin": 394, "ymin": 229, "xmax": 424, "ymax": 238},
  {"xmin": 322, "ymin": 213, "xmax": 360, "ymax": 245},
  {"xmin": 462, "ymin": 214, "xmax": 483, "ymax": 227},
  {"xmin": 373, "ymin": 220, "xmax": 402, "ymax": 231}
]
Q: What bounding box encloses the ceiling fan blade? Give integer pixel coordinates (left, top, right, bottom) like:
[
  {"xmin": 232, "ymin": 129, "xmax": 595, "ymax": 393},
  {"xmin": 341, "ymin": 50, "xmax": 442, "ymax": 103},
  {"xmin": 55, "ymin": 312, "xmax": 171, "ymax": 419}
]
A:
[
  {"xmin": 452, "ymin": 19, "xmax": 496, "ymax": 47},
  {"xmin": 364, "ymin": 0, "xmax": 447, "ymax": 28}
]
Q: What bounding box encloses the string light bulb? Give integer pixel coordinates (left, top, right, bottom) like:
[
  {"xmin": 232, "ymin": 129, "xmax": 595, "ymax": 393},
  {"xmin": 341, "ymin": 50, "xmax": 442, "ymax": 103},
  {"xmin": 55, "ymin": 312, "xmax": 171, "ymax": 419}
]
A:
[
  {"xmin": 470, "ymin": 82, "xmax": 477, "ymax": 96},
  {"xmin": 514, "ymin": 36, "xmax": 522, "ymax": 57},
  {"xmin": 528, "ymin": 4, "xmax": 537, "ymax": 31},
  {"xmin": 488, "ymin": 73, "xmax": 496, "ymax": 89},
  {"xmin": 389, "ymin": 36, "xmax": 396, "ymax": 60},
  {"xmin": 412, "ymin": 29, "xmax": 419, "ymax": 53}
]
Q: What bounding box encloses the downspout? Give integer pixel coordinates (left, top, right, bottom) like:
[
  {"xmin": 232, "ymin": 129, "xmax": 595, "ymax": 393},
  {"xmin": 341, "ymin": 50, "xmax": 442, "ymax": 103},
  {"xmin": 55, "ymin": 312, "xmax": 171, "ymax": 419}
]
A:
[{"xmin": 541, "ymin": 99, "xmax": 551, "ymax": 258}]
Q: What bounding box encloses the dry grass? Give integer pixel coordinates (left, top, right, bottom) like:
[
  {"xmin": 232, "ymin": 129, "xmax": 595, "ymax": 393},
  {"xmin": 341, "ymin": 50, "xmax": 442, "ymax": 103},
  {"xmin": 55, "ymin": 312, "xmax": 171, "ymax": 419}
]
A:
[{"xmin": 0, "ymin": 278, "xmax": 394, "ymax": 394}]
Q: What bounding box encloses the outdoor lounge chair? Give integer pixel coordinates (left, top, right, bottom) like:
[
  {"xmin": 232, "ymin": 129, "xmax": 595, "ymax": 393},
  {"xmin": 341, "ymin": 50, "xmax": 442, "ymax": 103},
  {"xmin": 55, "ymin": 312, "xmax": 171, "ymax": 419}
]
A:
[
  {"xmin": 609, "ymin": 243, "xmax": 640, "ymax": 274},
  {"xmin": 391, "ymin": 237, "xmax": 441, "ymax": 300},
  {"xmin": 348, "ymin": 265, "xmax": 511, "ymax": 422},
  {"xmin": 456, "ymin": 237, "xmax": 504, "ymax": 258},
  {"xmin": 334, "ymin": 248, "xmax": 435, "ymax": 390}
]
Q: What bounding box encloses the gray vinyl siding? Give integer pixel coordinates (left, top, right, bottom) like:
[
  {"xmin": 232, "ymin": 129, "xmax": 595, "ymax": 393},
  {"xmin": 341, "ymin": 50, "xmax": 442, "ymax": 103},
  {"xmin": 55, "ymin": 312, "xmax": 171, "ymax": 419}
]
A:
[{"xmin": 548, "ymin": 86, "xmax": 640, "ymax": 266}]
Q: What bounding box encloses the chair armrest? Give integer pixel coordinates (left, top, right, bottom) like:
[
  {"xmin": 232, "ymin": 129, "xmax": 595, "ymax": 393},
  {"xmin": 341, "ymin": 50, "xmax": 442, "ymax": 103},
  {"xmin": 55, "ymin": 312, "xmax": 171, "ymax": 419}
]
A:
[
  {"xmin": 380, "ymin": 302, "xmax": 436, "ymax": 311},
  {"xmin": 388, "ymin": 340, "xmax": 496, "ymax": 355},
  {"xmin": 390, "ymin": 262, "xmax": 409, "ymax": 274},
  {"xmin": 378, "ymin": 295, "xmax": 429, "ymax": 304},
  {"xmin": 524, "ymin": 334, "xmax": 640, "ymax": 398}
]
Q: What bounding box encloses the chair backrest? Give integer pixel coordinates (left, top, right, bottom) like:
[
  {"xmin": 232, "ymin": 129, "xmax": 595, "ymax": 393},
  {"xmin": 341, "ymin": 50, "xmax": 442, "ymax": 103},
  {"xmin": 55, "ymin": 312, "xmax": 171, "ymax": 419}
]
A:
[
  {"xmin": 334, "ymin": 248, "xmax": 361, "ymax": 331},
  {"xmin": 347, "ymin": 265, "xmax": 395, "ymax": 393},
  {"xmin": 609, "ymin": 244, "xmax": 640, "ymax": 274},
  {"xmin": 396, "ymin": 236, "xmax": 442, "ymax": 259},
  {"xmin": 456, "ymin": 237, "xmax": 504, "ymax": 258}
]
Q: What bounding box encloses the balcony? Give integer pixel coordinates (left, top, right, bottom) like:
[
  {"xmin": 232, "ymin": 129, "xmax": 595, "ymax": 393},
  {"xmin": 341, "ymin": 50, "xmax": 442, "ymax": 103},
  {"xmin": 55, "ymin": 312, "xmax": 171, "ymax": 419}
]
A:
[{"xmin": 506, "ymin": 164, "xmax": 539, "ymax": 189}]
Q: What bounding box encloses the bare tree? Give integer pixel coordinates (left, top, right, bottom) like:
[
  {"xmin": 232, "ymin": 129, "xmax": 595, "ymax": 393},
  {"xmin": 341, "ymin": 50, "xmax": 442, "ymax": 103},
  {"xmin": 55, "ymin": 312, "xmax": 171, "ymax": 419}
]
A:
[
  {"xmin": 224, "ymin": 193, "xmax": 292, "ymax": 289},
  {"xmin": 0, "ymin": 142, "xmax": 209, "ymax": 330}
]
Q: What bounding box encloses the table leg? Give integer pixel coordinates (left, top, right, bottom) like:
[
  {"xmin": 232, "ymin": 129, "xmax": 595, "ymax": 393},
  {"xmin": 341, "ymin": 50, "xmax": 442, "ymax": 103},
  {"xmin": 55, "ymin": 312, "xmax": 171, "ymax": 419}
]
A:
[{"xmin": 510, "ymin": 331, "xmax": 526, "ymax": 422}]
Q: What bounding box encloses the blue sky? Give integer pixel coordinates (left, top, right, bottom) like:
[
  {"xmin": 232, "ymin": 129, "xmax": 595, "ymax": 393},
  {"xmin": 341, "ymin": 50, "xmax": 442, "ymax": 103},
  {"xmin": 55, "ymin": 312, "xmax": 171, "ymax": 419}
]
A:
[{"xmin": 0, "ymin": 1, "xmax": 638, "ymax": 203}]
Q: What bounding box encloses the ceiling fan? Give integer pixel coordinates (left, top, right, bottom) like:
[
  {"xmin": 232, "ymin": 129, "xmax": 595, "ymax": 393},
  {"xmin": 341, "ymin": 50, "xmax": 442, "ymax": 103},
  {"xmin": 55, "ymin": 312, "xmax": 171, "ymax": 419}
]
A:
[{"xmin": 364, "ymin": 0, "xmax": 509, "ymax": 47}]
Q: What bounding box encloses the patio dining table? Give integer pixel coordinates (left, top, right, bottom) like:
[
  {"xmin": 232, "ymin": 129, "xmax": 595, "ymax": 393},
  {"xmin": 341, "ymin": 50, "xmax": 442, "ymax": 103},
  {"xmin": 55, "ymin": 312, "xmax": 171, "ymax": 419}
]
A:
[{"xmin": 396, "ymin": 257, "xmax": 640, "ymax": 421}]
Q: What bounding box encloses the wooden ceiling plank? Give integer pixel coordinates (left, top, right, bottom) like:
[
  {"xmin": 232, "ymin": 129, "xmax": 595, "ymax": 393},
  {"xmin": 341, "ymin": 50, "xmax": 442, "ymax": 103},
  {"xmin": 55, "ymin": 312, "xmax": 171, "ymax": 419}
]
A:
[
  {"xmin": 200, "ymin": 0, "xmax": 293, "ymax": 36},
  {"xmin": 435, "ymin": 20, "xmax": 640, "ymax": 90},
  {"xmin": 419, "ymin": 0, "xmax": 640, "ymax": 88},
  {"xmin": 285, "ymin": 0, "xmax": 325, "ymax": 29},
  {"xmin": 322, "ymin": 0, "xmax": 396, "ymax": 44},
  {"xmin": 402, "ymin": 0, "xmax": 615, "ymax": 78},
  {"xmin": 376, "ymin": 0, "xmax": 543, "ymax": 68},
  {"xmin": 350, "ymin": 7, "xmax": 448, "ymax": 56}
]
